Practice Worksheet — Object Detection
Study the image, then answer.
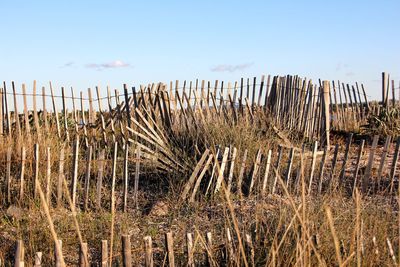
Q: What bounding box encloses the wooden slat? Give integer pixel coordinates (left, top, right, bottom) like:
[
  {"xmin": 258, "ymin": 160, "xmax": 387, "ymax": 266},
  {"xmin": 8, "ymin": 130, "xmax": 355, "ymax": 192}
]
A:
[
  {"xmin": 181, "ymin": 149, "xmax": 210, "ymax": 200},
  {"xmin": 363, "ymin": 135, "xmax": 379, "ymax": 193},
  {"xmin": 214, "ymin": 147, "xmax": 230, "ymax": 193}
]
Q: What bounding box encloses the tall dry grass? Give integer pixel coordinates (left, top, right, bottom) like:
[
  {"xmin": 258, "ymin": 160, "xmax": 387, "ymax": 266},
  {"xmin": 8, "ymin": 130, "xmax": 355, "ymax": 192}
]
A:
[{"xmin": 0, "ymin": 106, "xmax": 399, "ymax": 266}]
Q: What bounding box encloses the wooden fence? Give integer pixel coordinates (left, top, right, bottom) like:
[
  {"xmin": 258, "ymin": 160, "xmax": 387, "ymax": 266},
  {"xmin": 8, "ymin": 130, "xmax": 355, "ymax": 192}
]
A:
[
  {"xmin": 11, "ymin": 229, "xmax": 252, "ymax": 266},
  {"xmin": 0, "ymin": 75, "xmax": 373, "ymax": 144},
  {"xmin": 0, "ymin": 132, "xmax": 399, "ymax": 212},
  {"xmin": 1, "ymin": 73, "xmax": 400, "ymax": 265},
  {"xmin": 0, "ymin": 74, "xmax": 400, "ymax": 210}
]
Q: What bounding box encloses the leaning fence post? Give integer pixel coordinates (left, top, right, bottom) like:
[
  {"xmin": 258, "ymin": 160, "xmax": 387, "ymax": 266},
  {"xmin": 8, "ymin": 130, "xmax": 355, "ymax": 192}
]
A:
[
  {"xmin": 307, "ymin": 141, "xmax": 318, "ymax": 195},
  {"xmin": 261, "ymin": 149, "xmax": 272, "ymax": 195},
  {"xmin": 338, "ymin": 134, "xmax": 353, "ymax": 187},
  {"xmin": 352, "ymin": 140, "xmax": 365, "ymax": 196},
  {"xmin": 124, "ymin": 84, "xmax": 132, "ymax": 128},
  {"xmin": 49, "ymin": 82, "xmax": 61, "ymax": 138},
  {"xmin": 248, "ymin": 148, "xmax": 262, "ymax": 195},
  {"xmin": 382, "ymin": 72, "xmax": 389, "ymax": 108},
  {"xmin": 318, "ymin": 147, "xmax": 328, "ymax": 194},
  {"xmin": 363, "ymin": 135, "xmax": 379, "ymax": 194},
  {"xmin": 376, "ymin": 136, "xmax": 391, "ymax": 191}
]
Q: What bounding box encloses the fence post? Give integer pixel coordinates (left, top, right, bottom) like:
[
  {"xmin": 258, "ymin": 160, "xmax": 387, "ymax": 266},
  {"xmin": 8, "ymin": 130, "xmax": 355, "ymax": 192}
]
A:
[
  {"xmin": 6, "ymin": 147, "xmax": 12, "ymax": 204},
  {"xmin": 382, "ymin": 72, "xmax": 389, "ymax": 108},
  {"xmin": 34, "ymin": 252, "xmax": 42, "ymax": 267},
  {"xmin": 165, "ymin": 232, "xmax": 175, "ymax": 267},
  {"xmin": 71, "ymin": 136, "xmax": 79, "ymax": 206},
  {"xmin": 123, "ymin": 144, "xmax": 129, "ymax": 212},
  {"xmin": 57, "ymin": 145, "xmax": 65, "ymax": 207},
  {"xmin": 54, "ymin": 239, "xmax": 63, "ymax": 267},
  {"xmin": 84, "ymin": 145, "xmax": 93, "ymax": 211},
  {"xmin": 186, "ymin": 233, "xmax": 194, "ymax": 267},
  {"xmin": 101, "ymin": 240, "xmax": 108, "ymax": 267},
  {"xmin": 19, "ymin": 146, "xmax": 26, "ymax": 203},
  {"xmin": 79, "ymin": 242, "xmax": 89, "ymax": 267},
  {"xmin": 321, "ymin": 81, "xmax": 331, "ymax": 148},
  {"xmin": 122, "ymin": 235, "xmax": 132, "ymax": 267},
  {"xmin": 144, "ymin": 236, "xmax": 153, "ymax": 267},
  {"xmin": 14, "ymin": 240, "xmax": 24, "ymax": 267},
  {"xmin": 46, "ymin": 147, "xmax": 51, "ymax": 206}
]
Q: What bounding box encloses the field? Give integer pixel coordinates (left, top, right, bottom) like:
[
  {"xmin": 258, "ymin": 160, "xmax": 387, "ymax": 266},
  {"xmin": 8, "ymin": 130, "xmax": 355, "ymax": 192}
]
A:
[{"xmin": 1, "ymin": 74, "xmax": 400, "ymax": 266}]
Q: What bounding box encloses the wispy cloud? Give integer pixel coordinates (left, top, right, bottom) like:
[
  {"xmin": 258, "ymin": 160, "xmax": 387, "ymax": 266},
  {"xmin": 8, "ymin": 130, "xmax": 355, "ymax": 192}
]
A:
[
  {"xmin": 85, "ymin": 60, "xmax": 131, "ymax": 70},
  {"xmin": 210, "ymin": 63, "xmax": 253, "ymax": 73},
  {"xmin": 61, "ymin": 61, "xmax": 75, "ymax": 68},
  {"xmin": 345, "ymin": 71, "xmax": 355, "ymax": 77}
]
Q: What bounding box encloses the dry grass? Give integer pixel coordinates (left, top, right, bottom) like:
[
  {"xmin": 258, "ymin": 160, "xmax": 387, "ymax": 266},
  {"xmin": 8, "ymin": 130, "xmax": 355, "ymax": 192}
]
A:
[
  {"xmin": 0, "ymin": 105, "xmax": 399, "ymax": 266},
  {"xmin": 1, "ymin": 189, "xmax": 398, "ymax": 265}
]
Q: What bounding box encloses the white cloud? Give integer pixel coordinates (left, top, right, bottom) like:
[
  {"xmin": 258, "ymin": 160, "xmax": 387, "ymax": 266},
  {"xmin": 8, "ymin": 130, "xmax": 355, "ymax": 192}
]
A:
[
  {"xmin": 85, "ymin": 60, "xmax": 131, "ymax": 70},
  {"xmin": 210, "ymin": 63, "xmax": 253, "ymax": 73}
]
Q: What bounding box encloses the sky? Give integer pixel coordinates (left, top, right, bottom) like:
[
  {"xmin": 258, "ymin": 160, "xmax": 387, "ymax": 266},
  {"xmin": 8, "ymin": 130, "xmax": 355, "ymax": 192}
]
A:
[{"xmin": 0, "ymin": 0, "xmax": 399, "ymax": 101}]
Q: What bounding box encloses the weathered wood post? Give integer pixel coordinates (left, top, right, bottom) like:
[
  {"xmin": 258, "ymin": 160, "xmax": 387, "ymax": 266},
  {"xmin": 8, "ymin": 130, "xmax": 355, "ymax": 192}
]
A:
[
  {"xmin": 382, "ymin": 72, "xmax": 389, "ymax": 108},
  {"xmin": 34, "ymin": 252, "xmax": 42, "ymax": 266},
  {"xmin": 71, "ymin": 136, "xmax": 79, "ymax": 206},
  {"xmin": 165, "ymin": 232, "xmax": 175, "ymax": 267},
  {"xmin": 54, "ymin": 239, "xmax": 63, "ymax": 267},
  {"xmin": 321, "ymin": 81, "xmax": 331, "ymax": 148},
  {"xmin": 144, "ymin": 236, "xmax": 154, "ymax": 267},
  {"xmin": 79, "ymin": 242, "xmax": 89, "ymax": 267},
  {"xmin": 122, "ymin": 235, "xmax": 132, "ymax": 267},
  {"xmin": 14, "ymin": 240, "xmax": 24, "ymax": 267},
  {"xmin": 101, "ymin": 240, "xmax": 108, "ymax": 267},
  {"xmin": 186, "ymin": 233, "xmax": 194, "ymax": 267}
]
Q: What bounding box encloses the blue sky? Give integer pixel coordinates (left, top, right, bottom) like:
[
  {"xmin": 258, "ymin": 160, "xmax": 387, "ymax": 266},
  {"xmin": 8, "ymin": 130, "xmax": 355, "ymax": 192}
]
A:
[{"xmin": 0, "ymin": 0, "xmax": 399, "ymax": 100}]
